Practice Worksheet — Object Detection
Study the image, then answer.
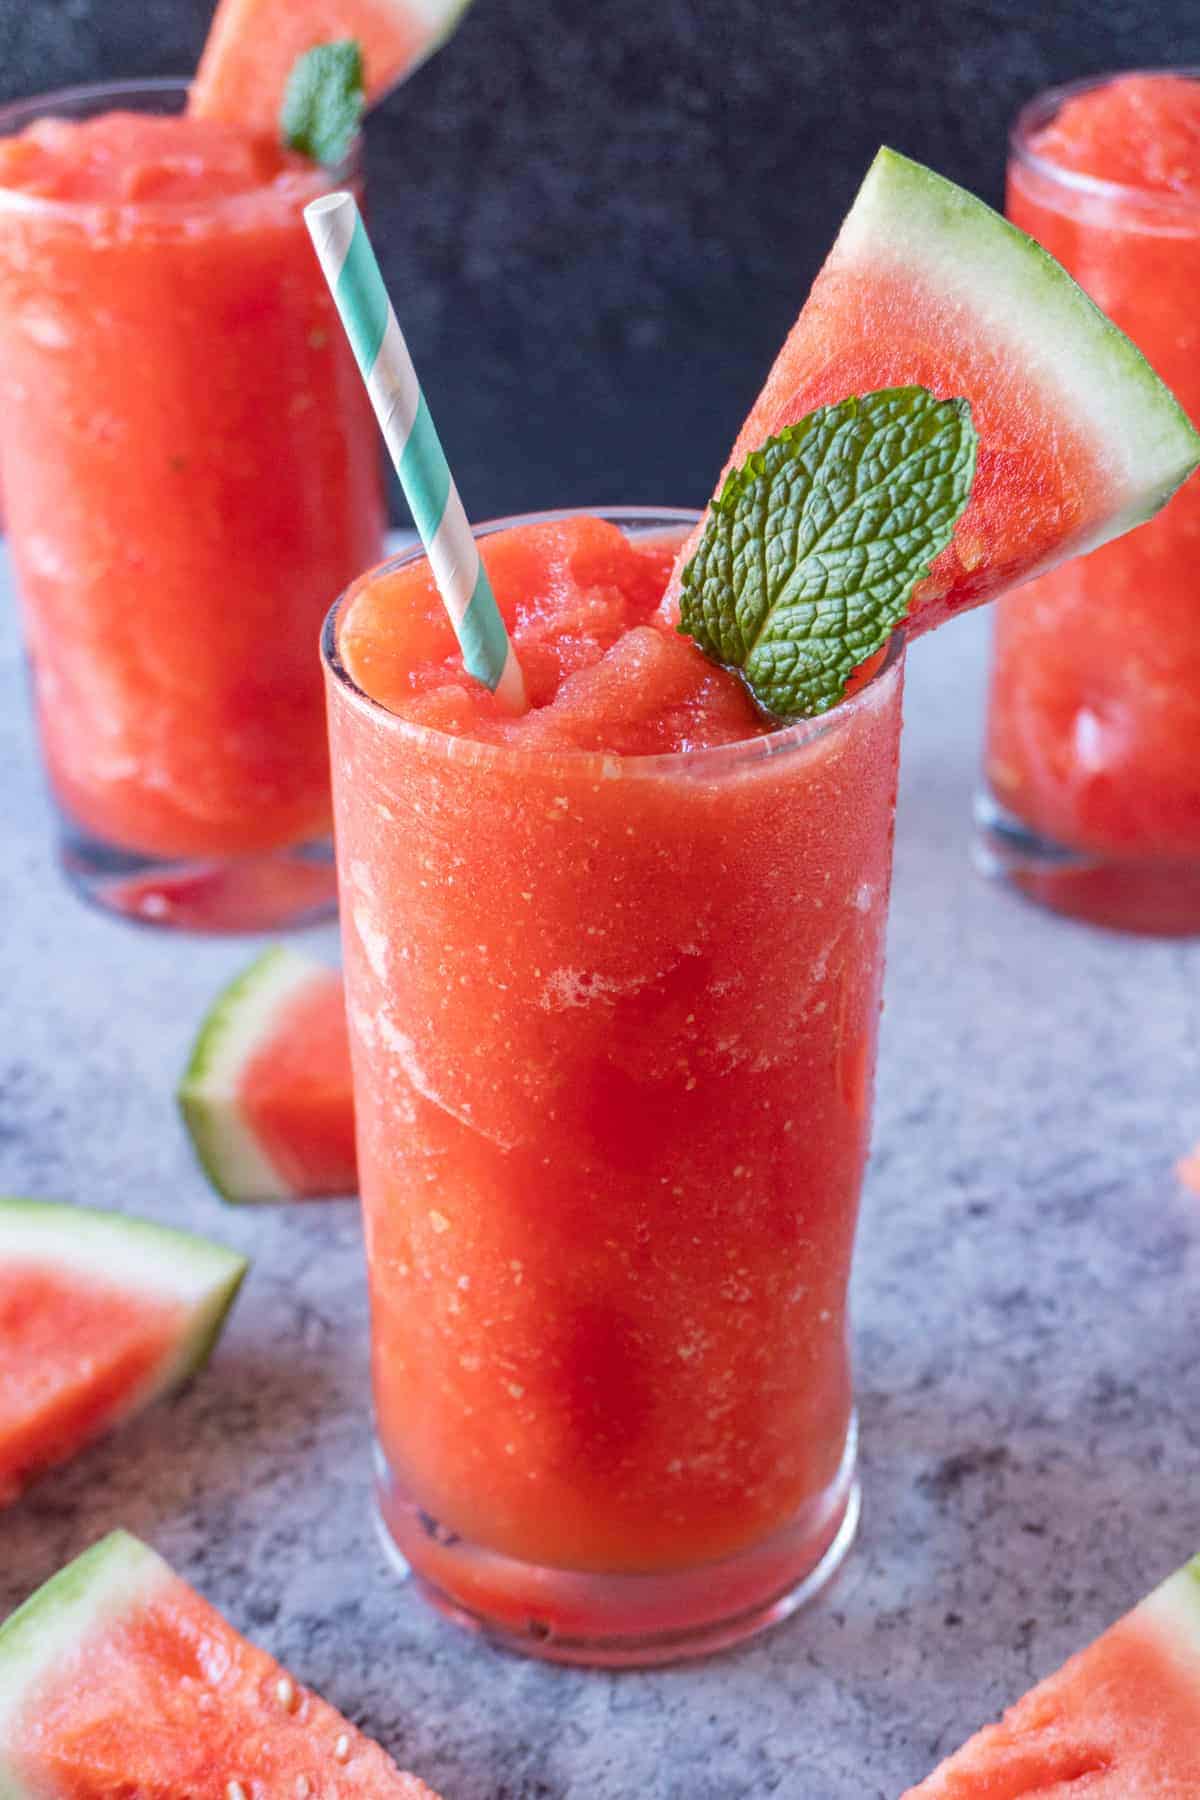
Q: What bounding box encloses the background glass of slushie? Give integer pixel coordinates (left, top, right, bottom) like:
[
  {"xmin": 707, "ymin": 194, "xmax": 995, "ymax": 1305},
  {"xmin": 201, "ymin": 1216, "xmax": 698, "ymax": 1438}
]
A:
[
  {"xmin": 0, "ymin": 79, "xmax": 384, "ymax": 930},
  {"xmin": 979, "ymin": 70, "xmax": 1200, "ymax": 934},
  {"xmin": 323, "ymin": 506, "xmax": 905, "ymax": 1665}
]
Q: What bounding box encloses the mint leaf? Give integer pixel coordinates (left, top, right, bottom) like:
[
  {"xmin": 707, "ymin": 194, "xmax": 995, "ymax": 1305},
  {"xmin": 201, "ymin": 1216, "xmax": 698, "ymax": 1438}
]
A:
[
  {"xmin": 280, "ymin": 40, "xmax": 365, "ymax": 167},
  {"xmin": 679, "ymin": 386, "xmax": 978, "ymax": 720}
]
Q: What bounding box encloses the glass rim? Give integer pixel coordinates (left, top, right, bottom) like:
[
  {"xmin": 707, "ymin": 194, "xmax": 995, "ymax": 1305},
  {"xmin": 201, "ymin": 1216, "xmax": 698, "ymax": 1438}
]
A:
[
  {"xmin": 0, "ymin": 76, "xmax": 361, "ymax": 221},
  {"xmin": 321, "ymin": 504, "xmax": 907, "ymax": 781},
  {"xmin": 1010, "ymin": 67, "xmax": 1200, "ymax": 217}
]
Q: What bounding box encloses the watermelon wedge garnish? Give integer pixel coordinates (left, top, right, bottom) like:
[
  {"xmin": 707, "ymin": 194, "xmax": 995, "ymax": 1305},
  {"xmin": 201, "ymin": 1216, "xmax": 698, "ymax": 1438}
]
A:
[
  {"xmin": 0, "ymin": 1200, "xmax": 246, "ymax": 1507},
  {"xmin": 668, "ymin": 148, "xmax": 1200, "ymax": 640},
  {"xmin": 189, "ymin": 0, "xmax": 473, "ymax": 134},
  {"xmin": 0, "ymin": 1531, "xmax": 440, "ymax": 1798},
  {"xmin": 903, "ymin": 1551, "xmax": 1200, "ymax": 1795},
  {"xmin": 179, "ymin": 945, "xmax": 356, "ymax": 1202}
]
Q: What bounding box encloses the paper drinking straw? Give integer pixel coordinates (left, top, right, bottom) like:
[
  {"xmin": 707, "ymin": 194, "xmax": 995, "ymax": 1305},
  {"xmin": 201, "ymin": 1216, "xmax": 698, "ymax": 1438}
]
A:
[{"xmin": 305, "ymin": 191, "xmax": 526, "ymax": 712}]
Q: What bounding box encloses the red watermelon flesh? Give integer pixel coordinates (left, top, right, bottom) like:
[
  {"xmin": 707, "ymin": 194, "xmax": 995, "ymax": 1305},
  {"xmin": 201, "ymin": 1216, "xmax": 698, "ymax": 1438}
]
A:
[
  {"xmin": 190, "ymin": 0, "xmax": 470, "ymax": 135},
  {"xmin": 903, "ymin": 1553, "xmax": 1200, "ymax": 1796},
  {"xmin": 0, "ymin": 1202, "xmax": 246, "ymax": 1508},
  {"xmin": 0, "ymin": 1533, "xmax": 440, "ymax": 1799},
  {"xmin": 0, "ymin": 1269, "xmax": 177, "ymax": 1507},
  {"xmin": 240, "ymin": 967, "xmax": 356, "ymax": 1195},
  {"xmin": 666, "ymin": 149, "xmax": 1200, "ymax": 641}
]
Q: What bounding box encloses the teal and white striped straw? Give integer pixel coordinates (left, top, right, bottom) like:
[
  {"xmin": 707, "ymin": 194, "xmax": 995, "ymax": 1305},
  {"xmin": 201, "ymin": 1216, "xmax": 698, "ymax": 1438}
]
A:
[{"xmin": 305, "ymin": 191, "xmax": 526, "ymax": 712}]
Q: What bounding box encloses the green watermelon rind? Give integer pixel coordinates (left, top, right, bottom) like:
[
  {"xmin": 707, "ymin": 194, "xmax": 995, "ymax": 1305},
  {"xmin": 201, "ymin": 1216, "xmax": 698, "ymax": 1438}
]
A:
[
  {"xmin": 837, "ymin": 148, "xmax": 1200, "ymax": 555},
  {"xmin": 178, "ymin": 945, "xmax": 327, "ymax": 1204},
  {"xmin": 0, "ymin": 1197, "xmax": 247, "ymax": 1421},
  {"xmin": 0, "ymin": 1533, "xmax": 169, "ymax": 1762}
]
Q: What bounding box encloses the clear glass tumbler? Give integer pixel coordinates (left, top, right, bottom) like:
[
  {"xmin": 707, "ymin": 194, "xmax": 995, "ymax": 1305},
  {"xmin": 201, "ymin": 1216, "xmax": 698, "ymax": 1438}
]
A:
[
  {"xmin": 0, "ymin": 79, "xmax": 384, "ymax": 931},
  {"xmin": 977, "ymin": 70, "xmax": 1200, "ymax": 934},
  {"xmin": 323, "ymin": 508, "xmax": 906, "ymax": 1665}
]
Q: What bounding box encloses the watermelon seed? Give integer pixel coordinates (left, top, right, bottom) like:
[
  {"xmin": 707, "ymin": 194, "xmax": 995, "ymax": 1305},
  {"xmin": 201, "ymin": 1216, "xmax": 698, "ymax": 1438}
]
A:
[
  {"xmin": 294, "ymin": 1778, "xmax": 312, "ymax": 1797},
  {"xmin": 333, "ymin": 1735, "xmax": 352, "ymax": 1763},
  {"xmin": 227, "ymin": 1783, "xmax": 248, "ymax": 1800},
  {"xmin": 276, "ymin": 1675, "xmax": 298, "ymax": 1712},
  {"xmin": 417, "ymin": 1509, "xmax": 461, "ymax": 1547}
]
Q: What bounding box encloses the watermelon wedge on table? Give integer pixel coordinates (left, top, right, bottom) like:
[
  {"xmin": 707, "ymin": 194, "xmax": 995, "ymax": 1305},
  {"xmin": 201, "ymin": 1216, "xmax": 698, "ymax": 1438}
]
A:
[
  {"xmin": 903, "ymin": 1551, "xmax": 1200, "ymax": 1795},
  {"xmin": 179, "ymin": 946, "xmax": 357, "ymax": 1202},
  {"xmin": 0, "ymin": 1200, "xmax": 245, "ymax": 1507},
  {"xmin": 668, "ymin": 148, "xmax": 1200, "ymax": 635},
  {"xmin": 190, "ymin": 0, "xmax": 473, "ymax": 134},
  {"xmin": 0, "ymin": 1532, "xmax": 440, "ymax": 1799}
]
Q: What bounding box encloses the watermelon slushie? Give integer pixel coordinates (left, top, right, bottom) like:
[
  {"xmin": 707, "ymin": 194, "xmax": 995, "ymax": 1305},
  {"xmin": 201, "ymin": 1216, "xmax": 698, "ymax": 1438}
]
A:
[
  {"xmin": 0, "ymin": 81, "xmax": 383, "ymax": 929},
  {"xmin": 323, "ymin": 510, "xmax": 904, "ymax": 1663},
  {"xmin": 982, "ymin": 71, "xmax": 1200, "ymax": 932}
]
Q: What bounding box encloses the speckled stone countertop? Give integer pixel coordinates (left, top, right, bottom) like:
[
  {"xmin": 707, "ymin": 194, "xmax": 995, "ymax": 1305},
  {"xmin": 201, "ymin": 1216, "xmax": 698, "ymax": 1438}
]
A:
[{"xmin": 2, "ymin": 541, "xmax": 1198, "ymax": 1799}]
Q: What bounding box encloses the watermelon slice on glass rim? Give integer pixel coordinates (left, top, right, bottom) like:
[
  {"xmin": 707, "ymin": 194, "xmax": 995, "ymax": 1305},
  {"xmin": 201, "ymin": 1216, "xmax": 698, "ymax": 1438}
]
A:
[
  {"xmin": 665, "ymin": 147, "xmax": 1200, "ymax": 648},
  {"xmin": 189, "ymin": 0, "xmax": 474, "ymax": 134},
  {"xmin": 0, "ymin": 1199, "xmax": 245, "ymax": 1507},
  {"xmin": 903, "ymin": 1551, "xmax": 1200, "ymax": 1795},
  {"xmin": 0, "ymin": 1532, "xmax": 440, "ymax": 1799}
]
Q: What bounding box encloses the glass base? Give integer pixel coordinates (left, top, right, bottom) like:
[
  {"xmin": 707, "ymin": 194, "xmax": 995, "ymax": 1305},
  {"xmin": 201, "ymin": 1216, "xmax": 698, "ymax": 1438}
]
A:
[
  {"xmin": 374, "ymin": 1419, "xmax": 860, "ymax": 1668},
  {"xmin": 974, "ymin": 788, "xmax": 1200, "ymax": 937},
  {"xmin": 58, "ymin": 819, "xmax": 338, "ymax": 934}
]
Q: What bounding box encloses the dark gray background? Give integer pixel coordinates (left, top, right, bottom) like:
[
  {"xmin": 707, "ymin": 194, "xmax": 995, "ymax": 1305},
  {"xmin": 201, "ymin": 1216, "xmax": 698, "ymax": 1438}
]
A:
[{"xmin": 0, "ymin": 1, "xmax": 1195, "ymax": 520}]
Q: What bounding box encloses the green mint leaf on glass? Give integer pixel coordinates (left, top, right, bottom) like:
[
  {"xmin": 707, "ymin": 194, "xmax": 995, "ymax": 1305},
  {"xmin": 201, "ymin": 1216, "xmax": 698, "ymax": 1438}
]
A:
[
  {"xmin": 280, "ymin": 40, "xmax": 365, "ymax": 167},
  {"xmin": 678, "ymin": 385, "xmax": 978, "ymax": 720}
]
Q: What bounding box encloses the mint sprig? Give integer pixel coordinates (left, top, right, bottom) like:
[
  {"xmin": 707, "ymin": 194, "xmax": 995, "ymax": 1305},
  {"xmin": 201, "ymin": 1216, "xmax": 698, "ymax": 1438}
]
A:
[
  {"xmin": 678, "ymin": 386, "xmax": 978, "ymax": 720},
  {"xmin": 281, "ymin": 40, "xmax": 365, "ymax": 167}
]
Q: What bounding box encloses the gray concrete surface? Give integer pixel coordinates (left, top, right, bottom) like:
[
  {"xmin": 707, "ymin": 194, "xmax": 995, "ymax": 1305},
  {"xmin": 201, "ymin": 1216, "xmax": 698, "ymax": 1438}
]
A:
[{"xmin": 2, "ymin": 541, "xmax": 1198, "ymax": 1798}]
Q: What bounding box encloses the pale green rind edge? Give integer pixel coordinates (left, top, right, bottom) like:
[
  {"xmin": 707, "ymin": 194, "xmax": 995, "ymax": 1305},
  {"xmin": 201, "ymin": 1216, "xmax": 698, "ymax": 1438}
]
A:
[
  {"xmin": 157, "ymin": 1232, "xmax": 249, "ymax": 1406},
  {"xmin": 373, "ymin": 0, "xmax": 476, "ymax": 97},
  {"xmin": 842, "ymin": 147, "xmax": 1200, "ymax": 544},
  {"xmin": 0, "ymin": 1533, "xmax": 169, "ymax": 1763},
  {"xmin": 178, "ymin": 945, "xmax": 325, "ymax": 1204},
  {"xmin": 0, "ymin": 1197, "xmax": 248, "ymax": 1418},
  {"xmin": 1136, "ymin": 1551, "xmax": 1200, "ymax": 1654},
  {"xmin": 410, "ymin": 0, "xmax": 476, "ymax": 48}
]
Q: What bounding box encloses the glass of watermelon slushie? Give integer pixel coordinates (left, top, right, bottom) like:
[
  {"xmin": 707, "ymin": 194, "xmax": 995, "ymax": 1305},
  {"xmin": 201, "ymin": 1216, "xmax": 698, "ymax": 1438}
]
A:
[
  {"xmin": 323, "ymin": 508, "xmax": 905, "ymax": 1665},
  {"xmin": 0, "ymin": 80, "xmax": 384, "ymax": 931},
  {"xmin": 979, "ymin": 70, "xmax": 1200, "ymax": 933}
]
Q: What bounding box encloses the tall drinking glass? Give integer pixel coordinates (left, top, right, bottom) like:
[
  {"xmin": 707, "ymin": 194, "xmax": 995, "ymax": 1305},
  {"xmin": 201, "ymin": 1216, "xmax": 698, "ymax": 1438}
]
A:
[
  {"xmin": 0, "ymin": 80, "xmax": 384, "ymax": 930},
  {"xmin": 978, "ymin": 71, "xmax": 1200, "ymax": 933},
  {"xmin": 323, "ymin": 508, "xmax": 905, "ymax": 1665}
]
